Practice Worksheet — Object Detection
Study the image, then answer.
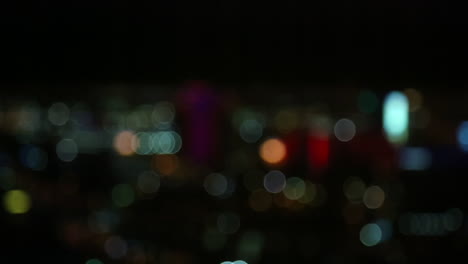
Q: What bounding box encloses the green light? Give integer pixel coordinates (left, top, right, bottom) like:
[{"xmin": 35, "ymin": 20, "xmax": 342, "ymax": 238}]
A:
[
  {"xmin": 3, "ymin": 190, "xmax": 31, "ymax": 214},
  {"xmin": 383, "ymin": 91, "xmax": 409, "ymax": 144},
  {"xmin": 360, "ymin": 223, "xmax": 382, "ymax": 247},
  {"xmin": 86, "ymin": 259, "xmax": 103, "ymax": 264},
  {"xmin": 111, "ymin": 184, "xmax": 135, "ymax": 207}
]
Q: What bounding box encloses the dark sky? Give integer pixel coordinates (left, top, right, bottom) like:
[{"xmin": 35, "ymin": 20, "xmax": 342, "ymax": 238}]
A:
[{"xmin": 0, "ymin": 0, "xmax": 467, "ymax": 88}]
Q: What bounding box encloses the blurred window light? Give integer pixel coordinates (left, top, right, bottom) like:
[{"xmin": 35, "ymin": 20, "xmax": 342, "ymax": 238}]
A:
[
  {"xmin": 399, "ymin": 147, "xmax": 432, "ymax": 171},
  {"xmin": 113, "ymin": 130, "xmax": 136, "ymax": 156},
  {"xmin": 383, "ymin": 91, "xmax": 409, "ymax": 144},
  {"xmin": 151, "ymin": 131, "xmax": 182, "ymax": 154}
]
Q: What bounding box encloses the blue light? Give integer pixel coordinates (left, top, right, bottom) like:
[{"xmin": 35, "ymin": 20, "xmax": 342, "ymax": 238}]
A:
[
  {"xmin": 457, "ymin": 121, "xmax": 468, "ymax": 151},
  {"xmin": 399, "ymin": 147, "xmax": 432, "ymax": 170},
  {"xmin": 383, "ymin": 91, "xmax": 409, "ymax": 144}
]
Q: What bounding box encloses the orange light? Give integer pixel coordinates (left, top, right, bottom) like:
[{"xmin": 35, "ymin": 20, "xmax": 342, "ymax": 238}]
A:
[
  {"xmin": 259, "ymin": 138, "xmax": 287, "ymax": 165},
  {"xmin": 113, "ymin": 131, "xmax": 136, "ymax": 156},
  {"xmin": 152, "ymin": 154, "xmax": 179, "ymax": 176}
]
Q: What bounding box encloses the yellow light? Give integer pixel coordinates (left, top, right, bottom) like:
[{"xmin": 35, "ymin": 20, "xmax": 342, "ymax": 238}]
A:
[
  {"xmin": 259, "ymin": 138, "xmax": 287, "ymax": 165},
  {"xmin": 363, "ymin": 186, "xmax": 385, "ymax": 209},
  {"xmin": 113, "ymin": 130, "xmax": 136, "ymax": 156},
  {"xmin": 3, "ymin": 190, "xmax": 31, "ymax": 214}
]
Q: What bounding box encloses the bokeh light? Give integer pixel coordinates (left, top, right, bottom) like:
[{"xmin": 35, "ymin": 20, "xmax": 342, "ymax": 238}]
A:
[
  {"xmin": 457, "ymin": 121, "xmax": 468, "ymax": 152},
  {"xmin": 343, "ymin": 177, "xmax": 366, "ymax": 202},
  {"xmin": 48, "ymin": 102, "xmax": 70, "ymax": 126},
  {"xmin": 263, "ymin": 170, "xmax": 286, "ymax": 194},
  {"xmin": 152, "ymin": 101, "xmax": 175, "ymax": 129},
  {"xmin": 217, "ymin": 211, "xmax": 240, "ymax": 234},
  {"xmin": 56, "ymin": 138, "xmax": 78, "ymax": 162},
  {"xmin": 383, "ymin": 91, "xmax": 409, "ymax": 144},
  {"xmin": 404, "ymin": 88, "xmax": 423, "ymax": 112},
  {"xmin": 151, "ymin": 131, "xmax": 182, "ymax": 154},
  {"xmin": 111, "ymin": 184, "xmax": 135, "ymax": 207},
  {"xmin": 3, "ymin": 189, "xmax": 31, "ymax": 214},
  {"xmin": 334, "ymin": 118, "xmax": 356, "ymax": 142},
  {"xmin": 360, "ymin": 223, "xmax": 382, "ymax": 247},
  {"xmin": 137, "ymin": 171, "xmax": 160, "ymax": 194},
  {"xmin": 86, "ymin": 259, "xmax": 103, "ymax": 264},
  {"xmin": 152, "ymin": 154, "xmax": 179, "ymax": 176},
  {"xmin": 363, "ymin": 186, "xmax": 385, "ymax": 209},
  {"xmin": 204, "ymin": 173, "xmax": 228, "ymax": 197},
  {"xmin": 113, "ymin": 130, "xmax": 136, "ymax": 156},
  {"xmin": 20, "ymin": 145, "xmax": 48, "ymax": 171},
  {"xmin": 259, "ymin": 138, "xmax": 287, "ymax": 165},
  {"xmin": 237, "ymin": 231, "xmax": 264, "ymax": 264},
  {"xmin": 104, "ymin": 235, "xmax": 127, "ymax": 259},
  {"xmin": 283, "ymin": 177, "xmax": 306, "ymax": 200},
  {"xmin": 274, "ymin": 109, "xmax": 299, "ymax": 134},
  {"xmin": 132, "ymin": 132, "xmax": 153, "ymax": 155},
  {"xmin": 239, "ymin": 119, "xmax": 263, "ymax": 143},
  {"xmin": 399, "ymin": 147, "xmax": 432, "ymax": 170}
]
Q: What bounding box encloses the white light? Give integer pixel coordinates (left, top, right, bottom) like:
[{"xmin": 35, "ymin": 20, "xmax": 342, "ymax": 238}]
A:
[
  {"xmin": 334, "ymin": 118, "xmax": 356, "ymax": 142},
  {"xmin": 383, "ymin": 91, "xmax": 409, "ymax": 144}
]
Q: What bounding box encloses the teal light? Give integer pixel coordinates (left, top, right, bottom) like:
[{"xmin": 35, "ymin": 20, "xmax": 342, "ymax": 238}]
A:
[{"xmin": 383, "ymin": 91, "xmax": 409, "ymax": 144}]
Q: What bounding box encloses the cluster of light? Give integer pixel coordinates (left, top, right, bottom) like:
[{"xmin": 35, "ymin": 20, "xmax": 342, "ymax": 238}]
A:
[
  {"xmin": 383, "ymin": 91, "xmax": 409, "ymax": 144},
  {"xmin": 56, "ymin": 138, "xmax": 78, "ymax": 162},
  {"xmin": 3, "ymin": 189, "xmax": 31, "ymax": 214},
  {"xmin": 375, "ymin": 218, "xmax": 393, "ymax": 242},
  {"xmin": 104, "ymin": 236, "xmax": 128, "ymax": 259},
  {"xmin": 0, "ymin": 167, "xmax": 15, "ymax": 190},
  {"xmin": 111, "ymin": 184, "xmax": 135, "ymax": 207},
  {"xmin": 19, "ymin": 144, "xmax": 48, "ymax": 171},
  {"xmin": 259, "ymin": 138, "xmax": 287, "ymax": 165},
  {"xmin": 343, "ymin": 177, "xmax": 366, "ymax": 202},
  {"xmin": 360, "ymin": 223, "xmax": 383, "ymax": 247},
  {"xmin": 283, "ymin": 177, "xmax": 306, "ymax": 200},
  {"xmin": 248, "ymin": 189, "xmax": 273, "ymax": 212},
  {"xmin": 334, "ymin": 118, "xmax": 356, "ymax": 142},
  {"xmin": 263, "ymin": 170, "xmax": 286, "ymax": 193},
  {"xmin": 399, "ymin": 147, "xmax": 432, "ymax": 170},
  {"xmin": 48, "ymin": 102, "xmax": 70, "ymax": 126},
  {"xmin": 457, "ymin": 121, "xmax": 468, "ymax": 152},
  {"xmin": 131, "ymin": 131, "xmax": 182, "ymax": 155},
  {"xmin": 137, "ymin": 171, "xmax": 160, "ymax": 194},
  {"xmin": 357, "ymin": 90, "xmax": 379, "ymax": 114},
  {"xmin": 399, "ymin": 209, "xmax": 464, "ymax": 236},
  {"xmin": 363, "ymin": 185, "xmax": 385, "ymax": 209},
  {"xmin": 217, "ymin": 211, "xmax": 241, "ymax": 234}
]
